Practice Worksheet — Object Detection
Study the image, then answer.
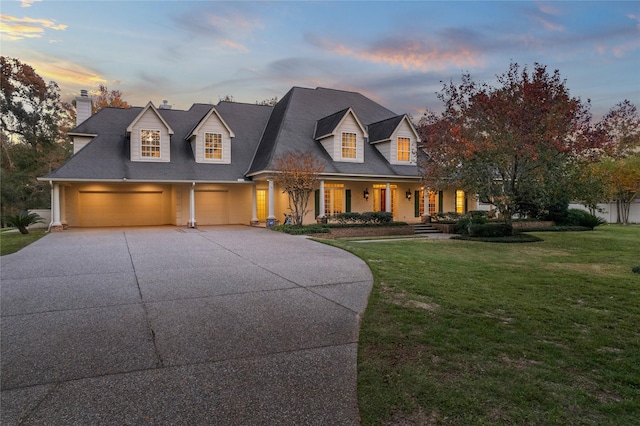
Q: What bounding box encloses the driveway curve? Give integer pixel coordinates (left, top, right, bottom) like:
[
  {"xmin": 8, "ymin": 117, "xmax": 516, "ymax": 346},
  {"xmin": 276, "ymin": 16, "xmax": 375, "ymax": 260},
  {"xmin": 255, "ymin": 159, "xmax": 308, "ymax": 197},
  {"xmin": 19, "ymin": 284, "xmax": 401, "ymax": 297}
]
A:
[{"xmin": 1, "ymin": 226, "xmax": 373, "ymax": 425}]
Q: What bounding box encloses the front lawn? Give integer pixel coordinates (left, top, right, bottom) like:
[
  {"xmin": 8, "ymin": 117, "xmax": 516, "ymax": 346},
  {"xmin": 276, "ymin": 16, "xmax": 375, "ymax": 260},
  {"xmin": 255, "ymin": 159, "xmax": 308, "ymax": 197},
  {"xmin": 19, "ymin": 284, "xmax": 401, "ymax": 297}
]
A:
[
  {"xmin": 327, "ymin": 225, "xmax": 640, "ymax": 425},
  {"xmin": 0, "ymin": 229, "xmax": 48, "ymax": 256}
]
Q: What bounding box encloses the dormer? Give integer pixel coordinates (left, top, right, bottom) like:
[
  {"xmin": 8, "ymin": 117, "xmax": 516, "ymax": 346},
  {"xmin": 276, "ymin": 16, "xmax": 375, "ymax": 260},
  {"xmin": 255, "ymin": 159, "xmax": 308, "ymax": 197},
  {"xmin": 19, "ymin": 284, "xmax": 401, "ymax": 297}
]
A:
[
  {"xmin": 188, "ymin": 106, "xmax": 235, "ymax": 164},
  {"xmin": 126, "ymin": 102, "xmax": 174, "ymax": 162},
  {"xmin": 368, "ymin": 115, "xmax": 420, "ymax": 165},
  {"xmin": 314, "ymin": 107, "xmax": 367, "ymax": 163}
]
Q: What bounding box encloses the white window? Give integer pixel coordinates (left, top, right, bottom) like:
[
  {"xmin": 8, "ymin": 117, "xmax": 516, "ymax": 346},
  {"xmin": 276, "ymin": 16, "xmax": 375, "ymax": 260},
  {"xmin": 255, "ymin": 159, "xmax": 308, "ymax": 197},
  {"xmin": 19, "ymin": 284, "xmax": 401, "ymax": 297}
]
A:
[
  {"xmin": 397, "ymin": 137, "xmax": 410, "ymax": 162},
  {"xmin": 141, "ymin": 130, "xmax": 161, "ymax": 158},
  {"xmin": 324, "ymin": 183, "xmax": 344, "ymax": 216},
  {"xmin": 205, "ymin": 132, "xmax": 223, "ymax": 160},
  {"xmin": 341, "ymin": 132, "xmax": 356, "ymax": 159}
]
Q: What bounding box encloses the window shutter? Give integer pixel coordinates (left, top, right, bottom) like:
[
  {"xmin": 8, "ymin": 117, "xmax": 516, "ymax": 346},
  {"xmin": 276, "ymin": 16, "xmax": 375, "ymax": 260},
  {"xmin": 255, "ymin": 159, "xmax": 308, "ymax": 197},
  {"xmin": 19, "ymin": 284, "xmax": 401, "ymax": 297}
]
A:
[
  {"xmin": 465, "ymin": 195, "xmax": 468, "ymax": 213},
  {"xmin": 414, "ymin": 191, "xmax": 420, "ymax": 217},
  {"xmin": 314, "ymin": 190, "xmax": 320, "ymax": 218},
  {"xmin": 438, "ymin": 191, "xmax": 443, "ymax": 214},
  {"xmin": 345, "ymin": 189, "xmax": 351, "ymax": 212}
]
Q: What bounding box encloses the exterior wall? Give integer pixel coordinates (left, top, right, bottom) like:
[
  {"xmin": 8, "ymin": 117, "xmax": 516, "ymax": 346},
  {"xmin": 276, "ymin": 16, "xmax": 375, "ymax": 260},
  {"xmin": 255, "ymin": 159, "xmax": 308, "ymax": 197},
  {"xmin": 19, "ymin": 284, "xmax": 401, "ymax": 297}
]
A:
[
  {"xmin": 27, "ymin": 209, "xmax": 51, "ymax": 229},
  {"xmin": 130, "ymin": 109, "xmax": 171, "ymax": 162},
  {"xmin": 389, "ymin": 120, "xmax": 417, "ymax": 165},
  {"xmin": 72, "ymin": 136, "xmax": 94, "ymax": 154},
  {"xmin": 192, "ymin": 114, "xmax": 232, "ymax": 164},
  {"xmin": 320, "ymin": 114, "xmax": 365, "ymax": 163}
]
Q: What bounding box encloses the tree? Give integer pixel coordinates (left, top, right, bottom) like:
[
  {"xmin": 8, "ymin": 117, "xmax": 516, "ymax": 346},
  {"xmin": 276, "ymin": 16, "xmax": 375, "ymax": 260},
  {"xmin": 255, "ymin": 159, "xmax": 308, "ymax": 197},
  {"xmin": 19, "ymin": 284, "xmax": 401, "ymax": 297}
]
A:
[
  {"xmin": 273, "ymin": 149, "xmax": 325, "ymax": 225},
  {"xmin": 256, "ymin": 96, "xmax": 278, "ymax": 106},
  {"xmin": 0, "ymin": 57, "xmax": 71, "ymax": 223},
  {"xmin": 92, "ymin": 84, "xmax": 131, "ymax": 113},
  {"xmin": 418, "ymin": 62, "xmax": 599, "ymax": 226},
  {"xmin": 592, "ymin": 100, "xmax": 640, "ymax": 224}
]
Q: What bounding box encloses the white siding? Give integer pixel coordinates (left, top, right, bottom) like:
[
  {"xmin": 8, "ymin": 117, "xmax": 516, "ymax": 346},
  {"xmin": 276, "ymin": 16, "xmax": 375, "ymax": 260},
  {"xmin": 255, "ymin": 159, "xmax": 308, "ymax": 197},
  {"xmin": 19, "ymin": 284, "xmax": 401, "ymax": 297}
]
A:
[
  {"xmin": 130, "ymin": 109, "xmax": 170, "ymax": 162},
  {"xmin": 389, "ymin": 120, "xmax": 417, "ymax": 165},
  {"xmin": 194, "ymin": 115, "xmax": 232, "ymax": 164},
  {"xmin": 317, "ymin": 112, "xmax": 365, "ymax": 163},
  {"xmin": 73, "ymin": 136, "xmax": 93, "ymax": 154}
]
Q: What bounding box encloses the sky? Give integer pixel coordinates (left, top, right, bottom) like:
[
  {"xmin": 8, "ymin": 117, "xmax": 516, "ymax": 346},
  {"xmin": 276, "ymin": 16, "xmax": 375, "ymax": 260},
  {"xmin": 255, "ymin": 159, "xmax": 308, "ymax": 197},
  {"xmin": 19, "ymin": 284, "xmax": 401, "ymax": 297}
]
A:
[{"xmin": 1, "ymin": 0, "xmax": 639, "ymax": 120}]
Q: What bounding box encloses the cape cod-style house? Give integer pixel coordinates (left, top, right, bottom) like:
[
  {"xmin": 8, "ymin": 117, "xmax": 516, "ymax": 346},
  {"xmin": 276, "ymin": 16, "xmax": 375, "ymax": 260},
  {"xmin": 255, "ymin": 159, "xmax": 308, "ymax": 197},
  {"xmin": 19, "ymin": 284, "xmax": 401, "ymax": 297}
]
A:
[{"xmin": 41, "ymin": 87, "xmax": 475, "ymax": 229}]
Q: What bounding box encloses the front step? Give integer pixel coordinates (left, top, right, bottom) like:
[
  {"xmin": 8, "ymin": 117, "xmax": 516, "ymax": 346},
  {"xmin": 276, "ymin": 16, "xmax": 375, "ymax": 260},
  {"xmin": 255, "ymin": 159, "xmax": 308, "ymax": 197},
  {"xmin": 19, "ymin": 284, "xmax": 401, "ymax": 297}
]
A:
[{"xmin": 413, "ymin": 224, "xmax": 442, "ymax": 235}]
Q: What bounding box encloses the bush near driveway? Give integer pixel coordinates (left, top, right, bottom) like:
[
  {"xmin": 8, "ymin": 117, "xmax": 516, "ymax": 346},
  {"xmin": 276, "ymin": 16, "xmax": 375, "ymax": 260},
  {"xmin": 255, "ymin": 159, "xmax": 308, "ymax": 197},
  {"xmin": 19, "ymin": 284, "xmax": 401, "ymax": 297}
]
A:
[{"xmin": 326, "ymin": 225, "xmax": 640, "ymax": 425}]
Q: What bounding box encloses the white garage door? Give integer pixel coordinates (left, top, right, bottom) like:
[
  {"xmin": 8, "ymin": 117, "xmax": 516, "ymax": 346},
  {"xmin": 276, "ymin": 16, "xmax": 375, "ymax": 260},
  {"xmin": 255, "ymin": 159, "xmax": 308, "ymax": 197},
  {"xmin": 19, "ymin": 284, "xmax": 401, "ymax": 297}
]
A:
[
  {"xmin": 195, "ymin": 190, "xmax": 229, "ymax": 225},
  {"xmin": 79, "ymin": 191, "xmax": 165, "ymax": 227}
]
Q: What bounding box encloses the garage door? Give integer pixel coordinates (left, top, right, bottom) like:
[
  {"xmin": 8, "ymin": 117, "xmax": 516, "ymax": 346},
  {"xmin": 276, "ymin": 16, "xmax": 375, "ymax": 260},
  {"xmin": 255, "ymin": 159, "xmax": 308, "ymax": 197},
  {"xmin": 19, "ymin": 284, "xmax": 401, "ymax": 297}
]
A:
[
  {"xmin": 79, "ymin": 191, "xmax": 165, "ymax": 227},
  {"xmin": 195, "ymin": 190, "xmax": 229, "ymax": 225}
]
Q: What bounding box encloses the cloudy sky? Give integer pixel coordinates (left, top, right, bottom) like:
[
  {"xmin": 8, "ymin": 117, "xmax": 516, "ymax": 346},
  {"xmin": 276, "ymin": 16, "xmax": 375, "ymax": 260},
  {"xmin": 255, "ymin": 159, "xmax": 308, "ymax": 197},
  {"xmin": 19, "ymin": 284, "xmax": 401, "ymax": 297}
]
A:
[{"xmin": 2, "ymin": 0, "xmax": 639, "ymax": 119}]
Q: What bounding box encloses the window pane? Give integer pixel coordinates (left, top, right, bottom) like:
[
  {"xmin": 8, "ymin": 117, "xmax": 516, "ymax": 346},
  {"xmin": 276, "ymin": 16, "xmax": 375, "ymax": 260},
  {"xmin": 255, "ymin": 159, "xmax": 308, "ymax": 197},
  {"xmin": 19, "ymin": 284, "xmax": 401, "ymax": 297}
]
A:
[
  {"xmin": 141, "ymin": 130, "xmax": 160, "ymax": 157},
  {"xmin": 341, "ymin": 133, "xmax": 356, "ymax": 159},
  {"xmin": 205, "ymin": 133, "xmax": 223, "ymax": 159},
  {"xmin": 397, "ymin": 137, "xmax": 410, "ymax": 162},
  {"xmin": 456, "ymin": 190, "xmax": 465, "ymax": 214}
]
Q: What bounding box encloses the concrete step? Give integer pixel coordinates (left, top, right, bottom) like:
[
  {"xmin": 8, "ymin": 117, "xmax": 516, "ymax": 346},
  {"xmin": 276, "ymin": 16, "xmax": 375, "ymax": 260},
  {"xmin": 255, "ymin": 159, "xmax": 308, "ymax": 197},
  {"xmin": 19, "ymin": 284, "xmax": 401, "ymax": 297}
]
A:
[{"xmin": 413, "ymin": 224, "xmax": 442, "ymax": 234}]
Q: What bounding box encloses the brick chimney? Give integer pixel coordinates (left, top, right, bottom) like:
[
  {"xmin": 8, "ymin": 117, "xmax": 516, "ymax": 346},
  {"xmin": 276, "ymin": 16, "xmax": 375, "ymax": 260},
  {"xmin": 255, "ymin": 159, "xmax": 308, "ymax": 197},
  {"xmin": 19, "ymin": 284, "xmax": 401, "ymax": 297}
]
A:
[{"xmin": 75, "ymin": 89, "xmax": 92, "ymax": 126}]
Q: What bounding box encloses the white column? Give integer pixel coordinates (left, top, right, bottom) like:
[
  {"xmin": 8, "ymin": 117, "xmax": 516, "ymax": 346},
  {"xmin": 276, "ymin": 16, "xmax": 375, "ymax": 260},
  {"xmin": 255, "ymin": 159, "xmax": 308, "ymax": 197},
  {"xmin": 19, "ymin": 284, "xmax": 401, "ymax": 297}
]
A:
[
  {"xmin": 319, "ymin": 180, "xmax": 325, "ymax": 217},
  {"xmin": 267, "ymin": 179, "xmax": 276, "ymax": 219},
  {"xmin": 251, "ymin": 185, "xmax": 258, "ymax": 224},
  {"xmin": 52, "ymin": 183, "xmax": 61, "ymax": 227},
  {"xmin": 424, "ymin": 187, "xmax": 430, "ymax": 219},
  {"xmin": 385, "ymin": 182, "xmax": 391, "ymax": 213},
  {"xmin": 189, "ymin": 182, "xmax": 196, "ymax": 228}
]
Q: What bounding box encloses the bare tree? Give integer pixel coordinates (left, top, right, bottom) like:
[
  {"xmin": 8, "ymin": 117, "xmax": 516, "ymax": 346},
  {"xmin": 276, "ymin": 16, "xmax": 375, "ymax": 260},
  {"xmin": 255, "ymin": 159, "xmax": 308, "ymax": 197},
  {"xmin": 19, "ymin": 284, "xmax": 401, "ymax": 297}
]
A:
[{"xmin": 273, "ymin": 149, "xmax": 325, "ymax": 225}]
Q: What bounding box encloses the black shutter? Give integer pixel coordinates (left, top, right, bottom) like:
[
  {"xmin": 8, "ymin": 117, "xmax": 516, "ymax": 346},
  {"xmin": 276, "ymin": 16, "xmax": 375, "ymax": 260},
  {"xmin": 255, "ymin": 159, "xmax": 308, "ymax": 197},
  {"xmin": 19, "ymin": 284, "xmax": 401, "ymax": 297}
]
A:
[
  {"xmin": 438, "ymin": 191, "xmax": 443, "ymax": 214},
  {"xmin": 314, "ymin": 189, "xmax": 320, "ymax": 217},
  {"xmin": 414, "ymin": 191, "xmax": 420, "ymax": 217},
  {"xmin": 345, "ymin": 189, "xmax": 351, "ymax": 212}
]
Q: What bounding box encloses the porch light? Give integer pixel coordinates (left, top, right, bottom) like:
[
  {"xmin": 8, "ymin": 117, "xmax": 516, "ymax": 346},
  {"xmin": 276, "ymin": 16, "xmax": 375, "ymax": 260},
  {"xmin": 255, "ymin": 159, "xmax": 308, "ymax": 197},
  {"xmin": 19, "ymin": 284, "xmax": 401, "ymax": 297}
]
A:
[
  {"xmin": 406, "ymin": 189, "xmax": 412, "ymax": 200},
  {"xmin": 363, "ymin": 188, "xmax": 369, "ymax": 200}
]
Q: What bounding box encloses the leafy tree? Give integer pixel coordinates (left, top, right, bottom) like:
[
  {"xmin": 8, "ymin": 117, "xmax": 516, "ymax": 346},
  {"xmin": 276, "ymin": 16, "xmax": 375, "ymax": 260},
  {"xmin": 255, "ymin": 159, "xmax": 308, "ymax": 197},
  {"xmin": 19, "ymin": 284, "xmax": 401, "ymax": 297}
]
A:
[
  {"xmin": 256, "ymin": 96, "xmax": 278, "ymax": 106},
  {"xmin": 92, "ymin": 84, "xmax": 131, "ymax": 113},
  {"xmin": 0, "ymin": 56, "xmax": 71, "ymax": 223},
  {"xmin": 419, "ymin": 62, "xmax": 599, "ymax": 226},
  {"xmin": 273, "ymin": 149, "xmax": 325, "ymax": 226}
]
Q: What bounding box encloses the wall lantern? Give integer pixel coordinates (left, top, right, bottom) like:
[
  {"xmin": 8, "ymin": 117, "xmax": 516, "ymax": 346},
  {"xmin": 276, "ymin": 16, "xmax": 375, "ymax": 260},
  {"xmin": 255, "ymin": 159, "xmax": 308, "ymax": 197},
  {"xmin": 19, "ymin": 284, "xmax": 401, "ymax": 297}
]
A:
[
  {"xmin": 363, "ymin": 188, "xmax": 369, "ymax": 201},
  {"xmin": 406, "ymin": 189, "xmax": 412, "ymax": 201}
]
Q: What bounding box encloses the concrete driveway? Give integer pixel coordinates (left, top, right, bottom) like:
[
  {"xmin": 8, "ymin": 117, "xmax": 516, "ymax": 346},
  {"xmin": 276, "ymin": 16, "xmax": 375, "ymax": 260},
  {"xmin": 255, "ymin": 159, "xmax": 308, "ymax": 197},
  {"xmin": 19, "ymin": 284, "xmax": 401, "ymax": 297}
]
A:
[{"xmin": 1, "ymin": 226, "xmax": 373, "ymax": 425}]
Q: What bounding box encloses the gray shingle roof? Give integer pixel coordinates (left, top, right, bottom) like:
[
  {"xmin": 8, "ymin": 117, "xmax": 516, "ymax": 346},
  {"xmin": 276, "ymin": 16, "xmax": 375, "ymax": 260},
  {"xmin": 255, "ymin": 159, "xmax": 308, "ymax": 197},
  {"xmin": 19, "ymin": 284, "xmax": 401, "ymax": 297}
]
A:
[
  {"xmin": 247, "ymin": 87, "xmax": 419, "ymax": 178},
  {"xmin": 47, "ymin": 102, "xmax": 273, "ymax": 182},
  {"xmin": 368, "ymin": 115, "xmax": 405, "ymax": 143},
  {"xmin": 314, "ymin": 108, "xmax": 350, "ymax": 140},
  {"xmin": 46, "ymin": 87, "xmax": 419, "ymax": 183}
]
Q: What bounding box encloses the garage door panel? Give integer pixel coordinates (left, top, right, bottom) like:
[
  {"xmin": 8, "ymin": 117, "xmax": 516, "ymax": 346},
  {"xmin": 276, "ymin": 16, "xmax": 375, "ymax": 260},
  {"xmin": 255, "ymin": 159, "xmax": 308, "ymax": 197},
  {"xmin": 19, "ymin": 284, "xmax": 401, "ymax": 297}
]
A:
[
  {"xmin": 79, "ymin": 191, "xmax": 164, "ymax": 227},
  {"xmin": 195, "ymin": 191, "xmax": 229, "ymax": 225}
]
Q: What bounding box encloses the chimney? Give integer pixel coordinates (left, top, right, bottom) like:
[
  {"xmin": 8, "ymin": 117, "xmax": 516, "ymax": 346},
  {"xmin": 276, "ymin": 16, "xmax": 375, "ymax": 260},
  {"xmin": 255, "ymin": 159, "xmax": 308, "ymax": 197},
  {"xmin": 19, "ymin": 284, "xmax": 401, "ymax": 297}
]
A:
[
  {"xmin": 75, "ymin": 89, "xmax": 92, "ymax": 126},
  {"xmin": 158, "ymin": 100, "xmax": 172, "ymax": 110}
]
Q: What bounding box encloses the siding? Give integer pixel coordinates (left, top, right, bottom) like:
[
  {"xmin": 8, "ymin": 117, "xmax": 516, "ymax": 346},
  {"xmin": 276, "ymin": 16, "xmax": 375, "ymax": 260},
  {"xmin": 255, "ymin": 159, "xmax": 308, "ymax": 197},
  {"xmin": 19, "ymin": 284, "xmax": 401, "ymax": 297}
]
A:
[{"xmin": 130, "ymin": 109, "xmax": 170, "ymax": 162}]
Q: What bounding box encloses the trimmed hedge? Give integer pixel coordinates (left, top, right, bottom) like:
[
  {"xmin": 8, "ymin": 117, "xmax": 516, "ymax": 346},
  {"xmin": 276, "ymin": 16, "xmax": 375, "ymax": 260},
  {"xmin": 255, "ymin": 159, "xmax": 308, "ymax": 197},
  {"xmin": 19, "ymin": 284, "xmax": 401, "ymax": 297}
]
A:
[
  {"xmin": 271, "ymin": 224, "xmax": 330, "ymax": 235},
  {"xmin": 332, "ymin": 211, "xmax": 393, "ymax": 225},
  {"xmin": 468, "ymin": 223, "xmax": 513, "ymax": 237},
  {"xmin": 452, "ymin": 234, "xmax": 543, "ymax": 243}
]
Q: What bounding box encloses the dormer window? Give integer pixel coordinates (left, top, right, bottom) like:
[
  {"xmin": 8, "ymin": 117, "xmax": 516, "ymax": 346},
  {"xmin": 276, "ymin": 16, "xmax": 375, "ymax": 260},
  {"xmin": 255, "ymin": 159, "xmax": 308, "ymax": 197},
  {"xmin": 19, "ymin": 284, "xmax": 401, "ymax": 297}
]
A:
[
  {"xmin": 397, "ymin": 137, "xmax": 410, "ymax": 162},
  {"xmin": 205, "ymin": 132, "xmax": 223, "ymax": 160},
  {"xmin": 141, "ymin": 130, "xmax": 161, "ymax": 158},
  {"xmin": 341, "ymin": 132, "xmax": 357, "ymax": 159}
]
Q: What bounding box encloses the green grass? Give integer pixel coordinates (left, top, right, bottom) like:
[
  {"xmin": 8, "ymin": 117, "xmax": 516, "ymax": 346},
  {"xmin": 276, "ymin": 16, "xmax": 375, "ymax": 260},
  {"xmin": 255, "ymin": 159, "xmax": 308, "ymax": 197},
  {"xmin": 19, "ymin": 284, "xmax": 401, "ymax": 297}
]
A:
[
  {"xmin": 0, "ymin": 229, "xmax": 48, "ymax": 256},
  {"xmin": 326, "ymin": 225, "xmax": 640, "ymax": 425}
]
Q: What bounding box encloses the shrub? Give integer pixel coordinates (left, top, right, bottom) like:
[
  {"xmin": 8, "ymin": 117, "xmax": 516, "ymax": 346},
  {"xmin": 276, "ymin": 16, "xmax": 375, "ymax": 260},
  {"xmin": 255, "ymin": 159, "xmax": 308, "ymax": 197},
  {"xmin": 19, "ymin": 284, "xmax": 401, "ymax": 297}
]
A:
[
  {"xmin": 332, "ymin": 211, "xmax": 393, "ymax": 225},
  {"xmin": 4, "ymin": 211, "xmax": 44, "ymax": 234},
  {"xmin": 562, "ymin": 209, "xmax": 606, "ymax": 229},
  {"xmin": 468, "ymin": 223, "xmax": 513, "ymax": 237},
  {"xmin": 431, "ymin": 212, "xmax": 462, "ymax": 223},
  {"xmin": 455, "ymin": 211, "xmax": 488, "ymax": 235},
  {"xmin": 271, "ymin": 224, "xmax": 330, "ymax": 235},
  {"xmin": 632, "ymin": 265, "xmax": 640, "ymax": 275}
]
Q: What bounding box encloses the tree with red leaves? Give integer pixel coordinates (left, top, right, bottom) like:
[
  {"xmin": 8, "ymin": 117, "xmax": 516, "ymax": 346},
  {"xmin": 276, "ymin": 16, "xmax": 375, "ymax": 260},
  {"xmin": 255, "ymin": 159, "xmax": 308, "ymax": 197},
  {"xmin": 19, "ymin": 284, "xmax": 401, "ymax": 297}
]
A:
[
  {"xmin": 419, "ymin": 62, "xmax": 600, "ymax": 226},
  {"xmin": 92, "ymin": 84, "xmax": 131, "ymax": 113}
]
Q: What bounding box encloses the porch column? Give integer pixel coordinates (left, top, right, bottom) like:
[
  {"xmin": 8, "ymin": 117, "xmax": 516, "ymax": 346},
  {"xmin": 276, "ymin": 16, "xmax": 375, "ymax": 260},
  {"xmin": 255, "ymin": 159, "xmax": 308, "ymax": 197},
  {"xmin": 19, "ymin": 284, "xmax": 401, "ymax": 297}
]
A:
[
  {"xmin": 424, "ymin": 187, "xmax": 430, "ymax": 220},
  {"xmin": 60, "ymin": 185, "xmax": 67, "ymax": 226},
  {"xmin": 385, "ymin": 182, "xmax": 391, "ymax": 213},
  {"xmin": 319, "ymin": 179, "xmax": 325, "ymax": 217},
  {"xmin": 189, "ymin": 182, "xmax": 196, "ymax": 228},
  {"xmin": 267, "ymin": 179, "xmax": 276, "ymax": 226},
  {"xmin": 51, "ymin": 183, "xmax": 62, "ymax": 230},
  {"xmin": 251, "ymin": 185, "xmax": 259, "ymax": 226}
]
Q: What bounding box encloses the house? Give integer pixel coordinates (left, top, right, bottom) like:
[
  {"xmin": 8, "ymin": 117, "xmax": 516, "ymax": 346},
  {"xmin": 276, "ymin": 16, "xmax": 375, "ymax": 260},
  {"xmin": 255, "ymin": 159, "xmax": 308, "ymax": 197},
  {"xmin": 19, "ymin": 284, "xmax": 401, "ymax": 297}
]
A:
[{"xmin": 41, "ymin": 87, "xmax": 476, "ymax": 229}]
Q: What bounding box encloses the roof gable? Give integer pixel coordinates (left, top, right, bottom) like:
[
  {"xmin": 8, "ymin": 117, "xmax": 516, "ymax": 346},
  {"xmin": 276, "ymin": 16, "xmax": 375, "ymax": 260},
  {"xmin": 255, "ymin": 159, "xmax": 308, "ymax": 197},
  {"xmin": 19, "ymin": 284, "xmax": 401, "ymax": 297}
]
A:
[
  {"xmin": 368, "ymin": 115, "xmax": 418, "ymax": 144},
  {"xmin": 188, "ymin": 106, "xmax": 235, "ymax": 140},
  {"xmin": 314, "ymin": 107, "xmax": 368, "ymax": 140},
  {"xmin": 126, "ymin": 102, "xmax": 174, "ymax": 135}
]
